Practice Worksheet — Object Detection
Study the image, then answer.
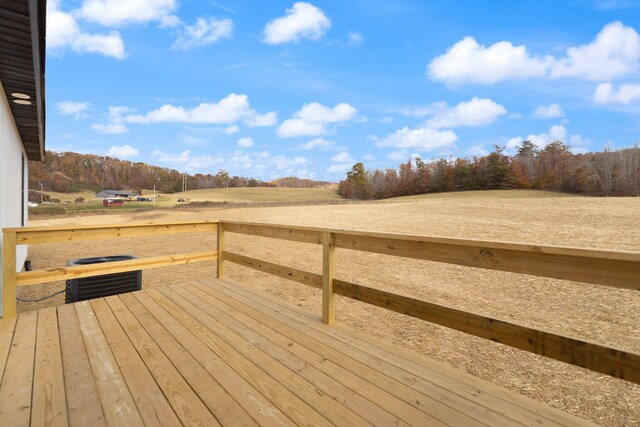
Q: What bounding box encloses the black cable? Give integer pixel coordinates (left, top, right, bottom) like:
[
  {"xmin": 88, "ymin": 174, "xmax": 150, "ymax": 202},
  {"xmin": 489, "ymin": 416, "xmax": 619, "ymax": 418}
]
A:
[{"xmin": 16, "ymin": 289, "xmax": 65, "ymax": 303}]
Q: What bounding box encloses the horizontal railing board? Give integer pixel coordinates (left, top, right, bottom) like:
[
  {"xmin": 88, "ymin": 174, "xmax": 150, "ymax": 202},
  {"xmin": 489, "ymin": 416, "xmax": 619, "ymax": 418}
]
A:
[
  {"xmin": 223, "ymin": 222, "xmax": 322, "ymax": 245},
  {"xmin": 15, "ymin": 251, "xmax": 218, "ymax": 287},
  {"xmin": 333, "ymin": 234, "xmax": 640, "ymax": 290},
  {"xmin": 334, "ymin": 279, "xmax": 640, "ymax": 384},
  {"xmin": 224, "ymin": 251, "xmax": 640, "ymax": 384},
  {"xmin": 221, "ymin": 220, "xmax": 640, "ymax": 260},
  {"xmin": 221, "ymin": 221, "xmax": 640, "ymax": 290},
  {"xmin": 223, "ymin": 251, "xmax": 322, "ymax": 289},
  {"xmin": 8, "ymin": 221, "xmax": 219, "ymax": 245}
]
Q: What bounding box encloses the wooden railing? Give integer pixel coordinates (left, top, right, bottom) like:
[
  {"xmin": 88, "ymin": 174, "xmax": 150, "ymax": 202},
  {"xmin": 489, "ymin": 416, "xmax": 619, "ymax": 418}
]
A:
[
  {"xmin": 1, "ymin": 221, "xmax": 219, "ymax": 318},
  {"xmin": 2, "ymin": 219, "xmax": 639, "ymax": 384}
]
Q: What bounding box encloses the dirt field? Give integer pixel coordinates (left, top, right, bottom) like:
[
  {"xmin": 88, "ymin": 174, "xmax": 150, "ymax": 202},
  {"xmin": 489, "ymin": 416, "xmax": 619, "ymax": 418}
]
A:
[{"xmin": 20, "ymin": 189, "xmax": 640, "ymax": 425}]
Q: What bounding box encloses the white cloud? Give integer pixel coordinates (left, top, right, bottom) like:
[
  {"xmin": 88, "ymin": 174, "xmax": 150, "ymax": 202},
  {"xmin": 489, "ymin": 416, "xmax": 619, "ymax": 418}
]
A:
[
  {"xmin": 107, "ymin": 144, "xmax": 138, "ymax": 158},
  {"xmin": 77, "ymin": 0, "xmax": 180, "ymax": 27},
  {"xmin": 91, "ymin": 105, "xmax": 133, "ymax": 134},
  {"xmin": 506, "ymin": 125, "xmax": 590, "ymax": 152},
  {"xmin": 326, "ymin": 151, "xmax": 355, "ymax": 174},
  {"xmin": 124, "ymin": 94, "xmax": 275, "ymax": 126},
  {"xmin": 222, "ymin": 125, "xmax": 240, "ymax": 134},
  {"xmin": 151, "ymin": 148, "xmax": 309, "ymax": 177},
  {"xmin": 237, "ymin": 137, "xmax": 254, "ymax": 148},
  {"xmin": 47, "ymin": 1, "xmax": 126, "ymax": 59},
  {"xmin": 532, "ymin": 103, "xmax": 565, "ymax": 118},
  {"xmin": 331, "ymin": 152, "xmax": 354, "ymax": 163},
  {"xmin": 91, "ymin": 123, "xmax": 129, "ymax": 134},
  {"xmin": 425, "ymin": 97, "xmax": 507, "ymax": 129},
  {"xmin": 278, "ymin": 120, "xmax": 325, "ymax": 137},
  {"xmin": 57, "ymin": 101, "xmax": 90, "ymax": 118},
  {"xmin": 348, "ymin": 32, "xmax": 364, "ymax": 46},
  {"xmin": 593, "ymin": 82, "xmax": 640, "ymax": 104},
  {"xmin": 428, "ymin": 36, "xmax": 551, "ymax": 84},
  {"xmin": 151, "ymin": 149, "xmax": 225, "ymax": 172},
  {"xmin": 550, "ymin": 22, "xmax": 640, "ymax": 80},
  {"xmin": 428, "ymin": 21, "xmax": 640, "ymax": 84},
  {"xmin": 278, "ymin": 102, "xmax": 358, "ymax": 137},
  {"xmin": 327, "ymin": 164, "xmax": 353, "ymax": 174},
  {"xmin": 377, "ymin": 127, "xmax": 458, "ymax": 151},
  {"xmin": 244, "ymin": 111, "xmax": 278, "ymax": 127},
  {"xmin": 173, "ymin": 18, "xmax": 233, "ymax": 50},
  {"xmin": 528, "ymin": 124, "xmax": 568, "ymax": 148},
  {"xmin": 300, "ymin": 137, "xmax": 335, "ymax": 150},
  {"xmin": 466, "ymin": 144, "xmax": 490, "ymax": 157},
  {"xmin": 263, "ymin": 2, "xmax": 330, "ymax": 44}
]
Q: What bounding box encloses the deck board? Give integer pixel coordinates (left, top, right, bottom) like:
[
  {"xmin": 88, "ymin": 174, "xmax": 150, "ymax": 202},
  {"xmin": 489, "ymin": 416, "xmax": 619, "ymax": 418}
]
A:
[
  {"xmin": 0, "ymin": 279, "xmax": 593, "ymax": 426},
  {"xmin": 31, "ymin": 307, "xmax": 67, "ymax": 426},
  {"xmin": 57, "ymin": 304, "xmax": 105, "ymax": 427}
]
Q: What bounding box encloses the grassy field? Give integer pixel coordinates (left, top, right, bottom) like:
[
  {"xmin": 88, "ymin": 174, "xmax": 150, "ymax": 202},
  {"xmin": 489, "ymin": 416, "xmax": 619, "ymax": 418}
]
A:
[
  {"xmin": 29, "ymin": 187, "xmax": 343, "ymax": 215},
  {"xmin": 160, "ymin": 187, "xmax": 342, "ymax": 204},
  {"xmin": 20, "ymin": 189, "xmax": 640, "ymax": 425}
]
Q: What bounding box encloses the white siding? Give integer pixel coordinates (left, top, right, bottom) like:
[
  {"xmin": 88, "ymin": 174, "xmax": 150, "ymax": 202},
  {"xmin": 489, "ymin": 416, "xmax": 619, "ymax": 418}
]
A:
[{"xmin": 0, "ymin": 82, "xmax": 29, "ymax": 316}]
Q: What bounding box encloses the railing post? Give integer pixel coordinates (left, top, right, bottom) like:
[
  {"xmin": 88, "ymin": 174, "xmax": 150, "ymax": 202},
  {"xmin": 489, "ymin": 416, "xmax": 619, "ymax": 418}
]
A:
[
  {"xmin": 322, "ymin": 231, "xmax": 335, "ymax": 325},
  {"xmin": 217, "ymin": 223, "xmax": 225, "ymax": 279},
  {"xmin": 2, "ymin": 231, "xmax": 17, "ymax": 319}
]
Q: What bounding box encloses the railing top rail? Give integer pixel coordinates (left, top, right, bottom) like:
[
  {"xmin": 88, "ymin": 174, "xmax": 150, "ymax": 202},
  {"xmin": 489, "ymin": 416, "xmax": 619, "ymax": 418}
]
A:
[
  {"xmin": 3, "ymin": 219, "xmax": 219, "ymax": 234},
  {"xmin": 221, "ymin": 220, "xmax": 640, "ymax": 262}
]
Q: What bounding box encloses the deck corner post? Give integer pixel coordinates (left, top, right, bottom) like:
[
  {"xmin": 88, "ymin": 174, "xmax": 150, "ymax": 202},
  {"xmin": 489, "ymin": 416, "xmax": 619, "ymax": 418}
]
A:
[
  {"xmin": 217, "ymin": 223, "xmax": 225, "ymax": 279},
  {"xmin": 2, "ymin": 231, "xmax": 18, "ymax": 319},
  {"xmin": 322, "ymin": 231, "xmax": 336, "ymax": 325}
]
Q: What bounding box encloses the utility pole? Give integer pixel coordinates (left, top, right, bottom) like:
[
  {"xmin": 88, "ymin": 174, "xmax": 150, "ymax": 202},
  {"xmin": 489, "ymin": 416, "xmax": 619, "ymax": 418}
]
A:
[{"xmin": 39, "ymin": 182, "xmax": 43, "ymax": 203}]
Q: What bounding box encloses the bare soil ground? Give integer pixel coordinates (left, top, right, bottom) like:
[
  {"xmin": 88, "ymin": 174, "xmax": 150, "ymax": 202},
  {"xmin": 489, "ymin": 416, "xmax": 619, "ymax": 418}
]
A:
[{"xmin": 20, "ymin": 190, "xmax": 640, "ymax": 425}]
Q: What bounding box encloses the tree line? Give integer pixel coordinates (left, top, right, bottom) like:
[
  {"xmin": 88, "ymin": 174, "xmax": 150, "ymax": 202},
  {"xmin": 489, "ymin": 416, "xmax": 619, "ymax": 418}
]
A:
[
  {"xmin": 29, "ymin": 151, "xmax": 274, "ymax": 193},
  {"xmin": 338, "ymin": 141, "xmax": 640, "ymax": 199}
]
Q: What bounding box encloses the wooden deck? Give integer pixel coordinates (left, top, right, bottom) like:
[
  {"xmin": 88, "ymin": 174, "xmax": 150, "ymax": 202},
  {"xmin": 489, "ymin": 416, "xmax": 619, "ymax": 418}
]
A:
[{"xmin": 0, "ymin": 278, "xmax": 591, "ymax": 426}]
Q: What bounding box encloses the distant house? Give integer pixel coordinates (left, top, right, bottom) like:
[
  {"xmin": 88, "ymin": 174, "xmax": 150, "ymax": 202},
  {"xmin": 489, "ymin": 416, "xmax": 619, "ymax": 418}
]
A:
[
  {"xmin": 95, "ymin": 190, "xmax": 139, "ymax": 199},
  {"xmin": 0, "ymin": 1, "xmax": 46, "ymax": 316}
]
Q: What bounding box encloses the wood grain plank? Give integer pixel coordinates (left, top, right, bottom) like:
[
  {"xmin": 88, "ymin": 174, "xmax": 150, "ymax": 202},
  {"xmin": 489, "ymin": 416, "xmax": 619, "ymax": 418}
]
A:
[
  {"xmin": 178, "ymin": 284, "xmax": 420, "ymax": 427},
  {"xmin": 74, "ymin": 301, "xmax": 144, "ymax": 427},
  {"xmin": 208, "ymin": 278, "xmax": 590, "ymax": 426},
  {"xmin": 219, "ymin": 220, "xmax": 640, "ymax": 289},
  {"xmin": 217, "ymin": 222, "xmax": 225, "ymax": 279},
  {"xmin": 334, "ymin": 279, "xmax": 640, "ymax": 384},
  {"xmin": 321, "ymin": 232, "xmax": 336, "ymax": 325},
  {"xmin": 0, "ymin": 311, "xmax": 37, "ymax": 426},
  {"xmin": 2, "ymin": 231, "xmax": 17, "ymax": 318},
  {"xmin": 189, "ymin": 281, "xmax": 479, "ymax": 426},
  {"xmin": 105, "ymin": 295, "xmax": 221, "ymax": 427},
  {"xmin": 56, "ymin": 304, "xmax": 106, "ymax": 427},
  {"xmin": 119, "ymin": 292, "xmax": 258, "ymax": 427},
  {"xmin": 221, "ymin": 250, "xmax": 640, "ymax": 384},
  {"xmin": 90, "ymin": 298, "xmax": 181, "ymax": 426},
  {"xmin": 0, "ymin": 317, "xmax": 17, "ymax": 385},
  {"xmin": 10, "ymin": 221, "xmax": 218, "ymax": 244},
  {"xmin": 131, "ymin": 291, "xmax": 294, "ymax": 427},
  {"xmin": 223, "ymin": 221, "xmax": 322, "ymax": 245},
  {"xmin": 223, "ymin": 251, "xmax": 322, "ymax": 289},
  {"xmin": 31, "ymin": 307, "xmax": 68, "ymax": 426},
  {"xmin": 203, "ymin": 278, "xmax": 589, "ymax": 427},
  {"xmin": 333, "ymin": 233, "xmax": 640, "ymax": 290},
  {"xmin": 16, "ymin": 250, "xmax": 217, "ymax": 287},
  {"xmin": 161, "ymin": 286, "xmax": 371, "ymax": 427},
  {"xmin": 145, "ymin": 287, "xmax": 333, "ymax": 427}
]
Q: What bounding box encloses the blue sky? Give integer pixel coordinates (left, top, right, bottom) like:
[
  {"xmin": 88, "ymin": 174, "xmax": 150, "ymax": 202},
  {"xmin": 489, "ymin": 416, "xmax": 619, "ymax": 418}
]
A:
[{"xmin": 47, "ymin": 0, "xmax": 640, "ymax": 181}]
